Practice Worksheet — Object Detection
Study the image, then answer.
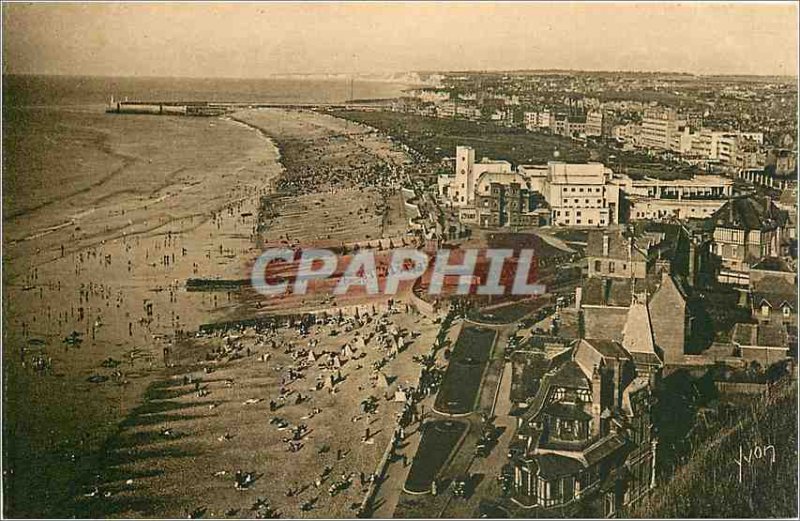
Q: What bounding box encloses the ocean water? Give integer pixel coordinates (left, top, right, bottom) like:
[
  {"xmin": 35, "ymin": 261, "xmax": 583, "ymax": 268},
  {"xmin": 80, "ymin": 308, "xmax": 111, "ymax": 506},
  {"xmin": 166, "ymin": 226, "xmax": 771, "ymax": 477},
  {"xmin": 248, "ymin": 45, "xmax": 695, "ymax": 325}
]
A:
[
  {"xmin": 3, "ymin": 74, "xmax": 411, "ymax": 108},
  {"xmin": 2, "ymin": 74, "xmax": 409, "ymax": 257}
]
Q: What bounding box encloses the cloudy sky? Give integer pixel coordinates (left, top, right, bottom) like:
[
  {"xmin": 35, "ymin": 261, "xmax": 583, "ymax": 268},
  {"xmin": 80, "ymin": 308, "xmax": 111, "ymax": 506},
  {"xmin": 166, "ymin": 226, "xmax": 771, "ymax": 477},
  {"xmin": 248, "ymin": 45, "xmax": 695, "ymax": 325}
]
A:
[{"xmin": 3, "ymin": 2, "xmax": 798, "ymax": 77}]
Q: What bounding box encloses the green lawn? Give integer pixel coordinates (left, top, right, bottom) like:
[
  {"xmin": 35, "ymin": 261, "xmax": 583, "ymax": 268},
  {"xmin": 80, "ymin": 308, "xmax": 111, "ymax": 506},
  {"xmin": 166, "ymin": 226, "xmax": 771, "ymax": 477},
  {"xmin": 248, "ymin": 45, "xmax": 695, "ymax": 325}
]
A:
[
  {"xmin": 404, "ymin": 420, "xmax": 469, "ymax": 493},
  {"xmin": 331, "ymin": 109, "xmax": 695, "ymax": 180},
  {"xmin": 434, "ymin": 326, "xmax": 497, "ymax": 415},
  {"xmin": 330, "ymin": 110, "xmax": 591, "ymax": 165}
]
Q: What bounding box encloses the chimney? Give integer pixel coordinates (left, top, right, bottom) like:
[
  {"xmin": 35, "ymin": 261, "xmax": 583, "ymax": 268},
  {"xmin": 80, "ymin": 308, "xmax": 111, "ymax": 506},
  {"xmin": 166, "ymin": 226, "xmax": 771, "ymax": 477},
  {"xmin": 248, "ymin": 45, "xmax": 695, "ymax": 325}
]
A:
[
  {"xmin": 602, "ymin": 234, "xmax": 610, "ymax": 257},
  {"xmin": 613, "ymin": 359, "xmax": 623, "ymax": 408},
  {"xmin": 591, "ymin": 364, "xmax": 603, "ymax": 437}
]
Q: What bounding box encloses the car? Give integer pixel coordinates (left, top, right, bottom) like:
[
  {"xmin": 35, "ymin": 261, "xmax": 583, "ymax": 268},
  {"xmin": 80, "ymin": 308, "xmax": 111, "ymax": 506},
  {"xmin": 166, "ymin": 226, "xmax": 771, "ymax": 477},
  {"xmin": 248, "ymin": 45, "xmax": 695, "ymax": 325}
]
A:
[
  {"xmin": 451, "ymin": 474, "xmax": 471, "ymax": 499},
  {"xmin": 507, "ymin": 444, "xmax": 525, "ymax": 459},
  {"xmin": 475, "ymin": 441, "xmax": 490, "ymax": 458}
]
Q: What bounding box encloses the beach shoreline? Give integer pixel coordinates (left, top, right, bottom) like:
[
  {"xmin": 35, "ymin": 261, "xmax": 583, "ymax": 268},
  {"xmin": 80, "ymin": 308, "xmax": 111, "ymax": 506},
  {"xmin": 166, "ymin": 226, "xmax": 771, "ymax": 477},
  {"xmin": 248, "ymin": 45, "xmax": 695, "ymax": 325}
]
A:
[{"xmin": 2, "ymin": 106, "xmax": 283, "ymax": 517}]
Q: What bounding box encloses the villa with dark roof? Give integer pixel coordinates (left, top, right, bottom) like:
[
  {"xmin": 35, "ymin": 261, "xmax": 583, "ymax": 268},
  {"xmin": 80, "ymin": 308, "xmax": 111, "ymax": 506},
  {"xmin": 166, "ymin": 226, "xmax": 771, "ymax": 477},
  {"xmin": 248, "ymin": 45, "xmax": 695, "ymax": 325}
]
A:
[
  {"xmin": 508, "ymin": 301, "xmax": 662, "ymax": 516},
  {"xmin": 710, "ymin": 196, "xmax": 788, "ymax": 285}
]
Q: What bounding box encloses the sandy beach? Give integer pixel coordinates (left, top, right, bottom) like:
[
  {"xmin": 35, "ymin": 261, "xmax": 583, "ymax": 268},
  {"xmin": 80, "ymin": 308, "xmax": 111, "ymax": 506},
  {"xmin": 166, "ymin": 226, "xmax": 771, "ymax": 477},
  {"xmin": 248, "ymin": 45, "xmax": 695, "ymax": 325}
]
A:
[{"xmin": 3, "ymin": 106, "xmax": 431, "ymax": 518}]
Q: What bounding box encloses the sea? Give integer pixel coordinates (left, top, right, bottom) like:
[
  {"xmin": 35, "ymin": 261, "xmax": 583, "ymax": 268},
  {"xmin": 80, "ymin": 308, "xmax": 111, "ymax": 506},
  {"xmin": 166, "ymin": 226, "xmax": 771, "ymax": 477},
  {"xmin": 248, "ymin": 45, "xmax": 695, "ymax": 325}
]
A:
[
  {"xmin": 3, "ymin": 74, "xmax": 412, "ymax": 107},
  {"xmin": 2, "ymin": 74, "xmax": 411, "ymax": 244}
]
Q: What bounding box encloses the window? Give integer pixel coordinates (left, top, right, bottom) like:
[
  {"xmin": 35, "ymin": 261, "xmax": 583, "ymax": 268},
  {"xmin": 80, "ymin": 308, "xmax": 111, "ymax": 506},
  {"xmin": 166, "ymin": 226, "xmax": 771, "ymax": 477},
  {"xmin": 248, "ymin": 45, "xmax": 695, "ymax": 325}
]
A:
[
  {"xmin": 761, "ymin": 304, "xmax": 770, "ymax": 317},
  {"xmin": 579, "ymin": 188, "xmax": 584, "ymax": 192},
  {"xmin": 588, "ymin": 219, "xmax": 593, "ymax": 224},
  {"xmin": 576, "ymin": 211, "xmax": 582, "ymax": 216},
  {"xmin": 609, "ymin": 262, "xmax": 615, "ymax": 273},
  {"xmin": 563, "ymin": 476, "xmax": 575, "ymax": 501},
  {"xmin": 783, "ymin": 306, "xmax": 791, "ymax": 317},
  {"xmin": 594, "ymin": 260, "xmax": 602, "ymax": 271}
]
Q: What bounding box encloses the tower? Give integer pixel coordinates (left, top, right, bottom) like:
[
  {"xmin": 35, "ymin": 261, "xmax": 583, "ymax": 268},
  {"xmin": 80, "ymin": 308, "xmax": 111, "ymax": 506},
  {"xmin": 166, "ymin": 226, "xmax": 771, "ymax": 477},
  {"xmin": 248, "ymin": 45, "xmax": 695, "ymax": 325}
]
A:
[{"xmin": 454, "ymin": 146, "xmax": 475, "ymax": 206}]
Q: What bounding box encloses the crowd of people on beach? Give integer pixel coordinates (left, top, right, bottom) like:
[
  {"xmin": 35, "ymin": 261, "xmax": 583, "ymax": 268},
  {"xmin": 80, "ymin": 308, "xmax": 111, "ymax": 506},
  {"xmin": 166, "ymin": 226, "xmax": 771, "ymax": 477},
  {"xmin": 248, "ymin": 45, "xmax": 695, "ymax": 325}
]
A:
[{"xmin": 155, "ymin": 300, "xmax": 447, "ymax": 518}]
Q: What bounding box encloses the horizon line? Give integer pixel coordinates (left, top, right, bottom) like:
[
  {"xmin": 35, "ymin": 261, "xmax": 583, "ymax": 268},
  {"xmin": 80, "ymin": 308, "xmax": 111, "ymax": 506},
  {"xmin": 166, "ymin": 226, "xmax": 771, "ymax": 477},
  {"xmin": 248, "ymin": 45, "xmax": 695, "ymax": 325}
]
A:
[{"xmin": 3, "ymin": 68, "xmax": 798, "ymax": 80}]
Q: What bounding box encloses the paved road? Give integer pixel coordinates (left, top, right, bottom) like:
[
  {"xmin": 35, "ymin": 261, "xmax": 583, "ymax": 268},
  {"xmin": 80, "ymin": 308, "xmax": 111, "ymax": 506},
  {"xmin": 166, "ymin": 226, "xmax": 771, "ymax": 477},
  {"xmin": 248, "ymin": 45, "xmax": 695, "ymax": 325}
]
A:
[{"xmin": 375, "ymin": 315, "xmax": 522, "ymax": 518}]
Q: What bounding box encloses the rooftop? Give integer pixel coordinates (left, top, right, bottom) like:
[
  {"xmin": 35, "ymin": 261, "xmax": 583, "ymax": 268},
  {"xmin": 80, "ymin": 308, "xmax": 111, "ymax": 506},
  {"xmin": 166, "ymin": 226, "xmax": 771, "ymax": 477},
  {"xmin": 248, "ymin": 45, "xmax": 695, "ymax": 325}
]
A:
[
  {"xmin": 622, "ymin": 300, "xmax": 658, "ymax": 355},
  {"xmin": 751, "ymin": 257, "xmax": 794, "ymax": 273},
  {"xmin": 548, "ymin": 162, "xmax": 608, "ymax": 185},
  {"xmin": 711, "ymin": 196, "xmax": 787, "ymax": 231},
  {"xmin": 543, "ymin": 402, "xmax": 592, "ymax": 421},
  {"xmin": 732, "ymin": 322, "xmax": 789, "ymax": 348},
  {"xmin": 632, "ymin": 175, "xmax": 733, "ymax": 187},
  {"xmin": 586, "ymin": 229, "xmax": 649, "ymax": 262},
  {"xmin": 750, "ymin": 274, "xmax": 796, "ymax": 308},
  {"xmin": 549, "ymin": 360, "xmax": 591, "ymax": 389},
  {"xmin": 535, "ymin": 453, "xmax": 586, "ymax": 480},
  {"xmin": 582, "ymin": 277, "xmax": 654, "ymax": 307}
]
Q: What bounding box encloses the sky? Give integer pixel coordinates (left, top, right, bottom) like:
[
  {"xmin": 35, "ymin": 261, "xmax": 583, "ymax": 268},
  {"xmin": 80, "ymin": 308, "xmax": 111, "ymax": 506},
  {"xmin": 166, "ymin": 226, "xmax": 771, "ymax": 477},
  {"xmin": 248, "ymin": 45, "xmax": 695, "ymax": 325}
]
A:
[{"xmin": 2, "ymin": 2, "xmax": 798, "ymax": 78}]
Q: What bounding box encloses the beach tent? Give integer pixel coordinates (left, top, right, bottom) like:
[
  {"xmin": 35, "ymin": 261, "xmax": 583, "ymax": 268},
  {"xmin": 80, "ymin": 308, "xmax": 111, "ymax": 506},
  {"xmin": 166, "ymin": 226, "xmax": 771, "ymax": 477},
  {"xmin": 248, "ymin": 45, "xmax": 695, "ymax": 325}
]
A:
[
  {"xmin": 308, "ymin": 351, "xmax": 317, "ymax": 363},
  {"xmin": 376, "ymin": 371, "xmax": 390, "ymax": 389}
]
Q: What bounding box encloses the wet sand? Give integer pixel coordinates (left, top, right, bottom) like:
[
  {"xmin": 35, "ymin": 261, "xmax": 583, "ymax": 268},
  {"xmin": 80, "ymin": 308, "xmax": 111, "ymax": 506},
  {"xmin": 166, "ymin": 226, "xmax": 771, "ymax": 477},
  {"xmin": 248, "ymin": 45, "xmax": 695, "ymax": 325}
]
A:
[{"xmin": 3, "ymin": 106, "xmax": 431, "ymax": 518}]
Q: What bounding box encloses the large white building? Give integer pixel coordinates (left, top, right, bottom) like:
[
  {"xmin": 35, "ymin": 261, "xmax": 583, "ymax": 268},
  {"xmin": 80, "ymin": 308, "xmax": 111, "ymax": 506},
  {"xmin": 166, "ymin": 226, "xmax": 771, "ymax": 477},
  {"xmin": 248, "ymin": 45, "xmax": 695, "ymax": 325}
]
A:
[
  {"xmin": 543, "ymin": 162, "xmax": 620, "ymax": 227},
  {"xmin": 612, "ymin": 123, "xmax": 641, "ymax": 144},
  {"xmin": 640, "ymin": 107, "xmax": 683, "ymax": 150},
  {"xmin": 442, "ymin": 146, "xmax": 739, "ymax": 228},
  {"xmin": 523, "ymin": 110, "xmax": 551, "ymax": 131},
  {"xmin": 585, "ymin": 110, "xmax": 603, "ymax": 137},
  {"xmin": 439, "ymin": 146, "xmax": 513, "ymax": 206},
  {"xmin": 691, "ymin": 130, "xmax": 764, "ymax": 165},
  {"xmin": 613, "ymin": 175, "xmax": 735, "ymax": 221}
]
